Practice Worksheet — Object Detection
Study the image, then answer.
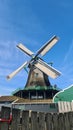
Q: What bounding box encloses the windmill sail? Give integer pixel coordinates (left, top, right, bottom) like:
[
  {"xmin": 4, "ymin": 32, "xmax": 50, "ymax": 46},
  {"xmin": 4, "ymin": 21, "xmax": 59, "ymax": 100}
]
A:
[
  {"xmin": 7, "ymin": 61, "xmax": 28, "ymax": 80},
  {"xmin": 36, "ymin": 35, "xmax": 59, "ymax": 57},
  {"xmin": 35, "ymin": 59, "xmax": 61, "ymax": 79},
  {"xmin": 17, "ymin": 43, "xmax": 34, "ymax": 57}
]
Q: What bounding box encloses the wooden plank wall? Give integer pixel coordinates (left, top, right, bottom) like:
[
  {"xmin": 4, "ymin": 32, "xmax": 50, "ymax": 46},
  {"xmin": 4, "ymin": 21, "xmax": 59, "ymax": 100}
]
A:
[{"xmin": 0, "ymin": 105, "xmax": 73, "ymax": 130}]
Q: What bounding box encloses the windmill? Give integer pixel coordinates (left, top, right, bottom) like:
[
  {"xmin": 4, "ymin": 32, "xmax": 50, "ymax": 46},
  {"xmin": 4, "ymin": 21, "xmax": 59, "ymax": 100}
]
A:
[{"xmin": 7, "ymin": 35, "xmax": 61, "ymax": 90}]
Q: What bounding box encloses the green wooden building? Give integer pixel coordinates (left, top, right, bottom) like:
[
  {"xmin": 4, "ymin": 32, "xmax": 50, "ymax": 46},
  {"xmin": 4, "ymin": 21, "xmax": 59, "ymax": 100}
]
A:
[{"xmin": 53, "ymin": 85, "xmax": 73, "ymax": 102}]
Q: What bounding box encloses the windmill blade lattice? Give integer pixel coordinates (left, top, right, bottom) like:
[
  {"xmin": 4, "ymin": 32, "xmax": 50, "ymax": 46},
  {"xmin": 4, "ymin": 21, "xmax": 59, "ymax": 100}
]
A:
[
  {"xmin": 17, "ymin": 43, "xmax": 34, "ymax": 57},
  {"xmin": 34, "ymin": 59, "xmax": 61, "ymax": 79},
  {"xmin": 35, "ymin": 35, "xmax": 59, "ymax": 57},
  {"xmin": 7, "ymin": 61, "xmax": 28, "ymax": 80}
]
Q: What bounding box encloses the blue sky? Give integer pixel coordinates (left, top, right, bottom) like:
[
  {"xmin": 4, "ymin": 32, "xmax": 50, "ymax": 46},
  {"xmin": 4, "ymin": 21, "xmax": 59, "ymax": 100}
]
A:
[{"xmin": 0, "ymin": 0, "xmax": 73, "ymax": 95}]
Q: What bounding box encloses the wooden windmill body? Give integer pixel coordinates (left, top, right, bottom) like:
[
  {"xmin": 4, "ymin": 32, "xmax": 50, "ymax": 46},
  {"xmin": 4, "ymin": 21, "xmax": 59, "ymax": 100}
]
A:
[{"xmin": 25, "ymin": 67, "xmax": 51, "ymax": 88}]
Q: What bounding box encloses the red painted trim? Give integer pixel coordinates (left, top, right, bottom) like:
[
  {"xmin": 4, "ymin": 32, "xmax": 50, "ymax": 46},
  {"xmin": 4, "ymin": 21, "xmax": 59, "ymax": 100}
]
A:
[{"xmin": 0, "ymin": 114, "xmax": 12, "ymax": 124}]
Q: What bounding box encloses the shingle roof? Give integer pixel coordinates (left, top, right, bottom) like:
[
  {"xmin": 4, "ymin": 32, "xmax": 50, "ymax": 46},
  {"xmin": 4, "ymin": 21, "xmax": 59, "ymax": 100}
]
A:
[
  {"xmin": 0, "ymin": 96, "xmax": 52, "ymax": 104},
  {"xmin": 0, "ymin": 96, "xmax": 19, "ymax": 102}
]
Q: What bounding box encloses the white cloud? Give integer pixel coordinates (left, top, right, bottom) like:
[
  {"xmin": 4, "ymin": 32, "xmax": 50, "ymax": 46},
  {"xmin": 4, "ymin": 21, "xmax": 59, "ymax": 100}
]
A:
[
  {"xmin": 50, "ymin": 40, "xmax": 73, "ymax": 89},
  {"xmin": 0, "ymin": 41, "xmax": 18, "ymax": 60},
  {"xmin": 0, "ymin": 86, "xmax": 14, "ymax": 92},
  {"xmin": 64, "ymin": 40, "xmax": 73, "ymax": 63},
  {"xmin": 58, "ymin": 40, "xmax": 73, "ymax": 88},
  {"xmin": 0, "ymin": 40, "xmax": 29, "ymax": 81},
  {"xmin": 0, "ymin": 85, "xmax": 14, "ymax": 95}
]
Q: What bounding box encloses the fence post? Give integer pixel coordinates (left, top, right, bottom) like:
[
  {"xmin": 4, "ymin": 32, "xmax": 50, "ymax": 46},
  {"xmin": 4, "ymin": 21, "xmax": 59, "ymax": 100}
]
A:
[
  {"xmin": 31, "ymin": 111, "xmax": 38, "ymax": 130},
  {"xmin": 68, "ymin": 112, "xmax": 73, "ymax": 130},
  {"xmin": 38, "ymin": 112, "xmax": 45, "ymax": 130},
  {"xmin": 10, "ymin": 108, "xmax": 20, "ymax": 130},
  {"xmin": 52, "ymin": 113, "xmax": 58, "ymax": 130},
  {"xmin": 58, "ymin": 113, "xmax": 65, "ymax": 130},
  {"xmin": 64, "ymin": 112, "xmax": 70, "ymax": 130},
  {"xmin": 0, "ymin": 106, "xmax": 10, "ymax": 130},
  {"xmin": 22, "ymin": 111, "xmax": 29, "ymax": 130},
  {"xmin": 46, "ymin": 113, "xmax": 53, "ymax": 130}
]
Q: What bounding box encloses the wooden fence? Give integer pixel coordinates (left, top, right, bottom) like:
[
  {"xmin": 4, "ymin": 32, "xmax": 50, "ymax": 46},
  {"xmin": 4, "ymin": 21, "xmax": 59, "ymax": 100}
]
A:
[
  {"xmin": 58, "ymin": 101, "xmax": 73, "ymax": 113},
  {"xmin": 0, "ymin": 106, "xmax": 73, "ymax": 130}
]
